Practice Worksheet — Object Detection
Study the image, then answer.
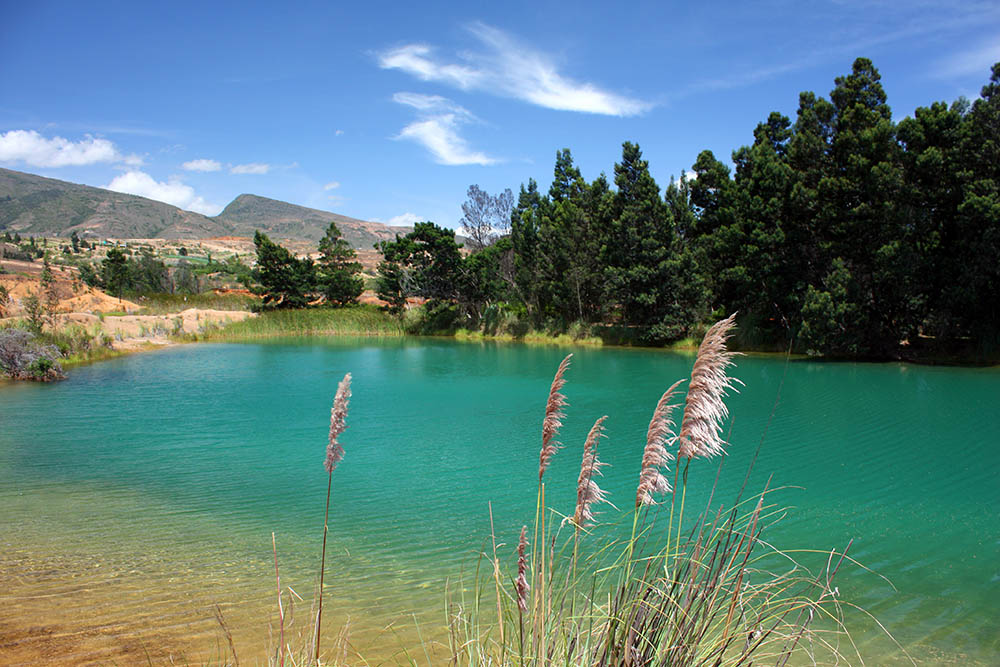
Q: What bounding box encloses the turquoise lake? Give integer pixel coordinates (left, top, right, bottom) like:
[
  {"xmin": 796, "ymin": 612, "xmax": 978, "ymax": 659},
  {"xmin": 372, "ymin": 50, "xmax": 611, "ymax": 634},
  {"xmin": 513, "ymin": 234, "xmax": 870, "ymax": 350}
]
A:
[{"xmin": 0, "ymin": 338, "xmax": 997, "ymax": 664}]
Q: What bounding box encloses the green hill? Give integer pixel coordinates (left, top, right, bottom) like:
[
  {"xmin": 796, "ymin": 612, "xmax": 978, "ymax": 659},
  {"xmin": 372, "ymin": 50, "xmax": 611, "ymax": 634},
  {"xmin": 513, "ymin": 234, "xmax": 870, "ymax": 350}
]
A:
[{"xmin": 0, "ymin": 167, "xmax": 412, "ymax": 248}]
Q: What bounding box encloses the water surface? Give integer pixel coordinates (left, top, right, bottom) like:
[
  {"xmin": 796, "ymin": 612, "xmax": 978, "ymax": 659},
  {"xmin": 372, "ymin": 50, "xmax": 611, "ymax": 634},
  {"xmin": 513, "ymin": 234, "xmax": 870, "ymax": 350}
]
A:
[{"xmin": 1, "ymin": 339, "xmax": 997, "ymax": 664}]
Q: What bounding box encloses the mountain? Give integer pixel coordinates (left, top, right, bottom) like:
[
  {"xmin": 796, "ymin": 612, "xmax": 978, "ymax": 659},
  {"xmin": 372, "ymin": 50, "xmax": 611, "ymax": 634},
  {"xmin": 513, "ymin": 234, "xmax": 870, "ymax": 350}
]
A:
[
  {"xmin": 215, "ymin": 194, "xmax": 411, "ymax": 248},
  {"xmin": 0, "ymin": 167, "xmax": 413, "ymax": 248}
]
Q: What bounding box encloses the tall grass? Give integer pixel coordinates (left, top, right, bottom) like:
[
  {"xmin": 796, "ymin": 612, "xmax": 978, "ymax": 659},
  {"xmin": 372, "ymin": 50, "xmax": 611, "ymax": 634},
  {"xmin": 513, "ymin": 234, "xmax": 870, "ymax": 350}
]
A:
[{"xmin": 193, "ymin": 305, "xmax": 403, "ymax": 341}]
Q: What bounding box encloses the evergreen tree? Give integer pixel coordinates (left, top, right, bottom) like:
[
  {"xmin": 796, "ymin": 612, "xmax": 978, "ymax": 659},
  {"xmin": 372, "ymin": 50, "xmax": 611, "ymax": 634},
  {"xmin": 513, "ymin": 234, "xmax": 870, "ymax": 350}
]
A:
[
  {"xmin": 40, "ymin": 256, "xmax": 59, "ymax": 327},
  {"xmin": 509, "ymin": 180, "xmax": 545, "ymax": 320},
  {"xmin": 535, "ymin": 150, "xmax": 605, "ymax": 323},
  {"xmin": 954, "ymin": 62, "xmax": 1000, "ymax": 346},
  {"xmin": 101, "ymin": 246, "xmax": 129, "ymax": 302},
  {"xmin": 802, "ymin": 58, "xmax": 913, "ymax": 357},
  {"xmin": 316, "ymin": 222, "xmax": 364, "ymax": 306},
  {"xmin": 375, "ymin": 222, "xmax": 463, "ymax": 308},
  {"xmin": 251, "ymin": 231, "xmax": 315, "ymax": 309}
]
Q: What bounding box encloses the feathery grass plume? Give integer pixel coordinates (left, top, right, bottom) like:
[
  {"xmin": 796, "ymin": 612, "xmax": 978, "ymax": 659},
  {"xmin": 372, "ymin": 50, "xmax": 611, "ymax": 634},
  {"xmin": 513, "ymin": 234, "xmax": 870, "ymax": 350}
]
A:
[
  {"xmin": 539, "ymin": 354, "xmax": 572, "ymax": 480},
  {"xmin": 317, "ymin": 372, "xmax": 352, "ymax": 663},
  {"xmin": 573, "ymin": 416, "xmax": 610, "ymax": 527},
  {"xmin": 516, "ymin": 525, "xmax": 530, "ymax": 613},
  {"xmin": 677, "ymin": 313, "xmax": 741, "ymax": 459},
  {"xmin": 324, "ymin": 373, "xmax": 352, "ymax": 473},
  {"xmin": 636, "ymin": 380, "xmax": 685, "ymax": 507}
]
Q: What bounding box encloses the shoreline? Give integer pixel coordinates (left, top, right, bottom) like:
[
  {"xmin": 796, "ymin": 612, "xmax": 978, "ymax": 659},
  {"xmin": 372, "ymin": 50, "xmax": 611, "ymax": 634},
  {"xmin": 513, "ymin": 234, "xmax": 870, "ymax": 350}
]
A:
[{"xmin": 5, "ymin": 305, "xmax": 996, "ymax": 373}]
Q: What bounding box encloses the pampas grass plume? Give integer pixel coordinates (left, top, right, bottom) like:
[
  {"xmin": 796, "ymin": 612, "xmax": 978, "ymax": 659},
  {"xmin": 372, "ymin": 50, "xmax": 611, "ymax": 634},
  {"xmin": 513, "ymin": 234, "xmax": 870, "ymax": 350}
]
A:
[
  {"xmin": 677, "ymin": 314, "xmax": 741, "ymax": 459},
  {"xmin": 516, "ymin": 525, "xmax": 530, "ymax": 613},
  {"xmin": 539, "ymin": 354, "xmax": 572, "ymax": 480},
  {"xmin": 573, "ymin": 416, "xmax": 610, "ymax": 527},
  {"xmin": 636, "ymin": 380, "xmax": 684, "ymax": 507},
  {"xmin": 325, "ymin": 373, "xmax": 352, "ymax": 473}
]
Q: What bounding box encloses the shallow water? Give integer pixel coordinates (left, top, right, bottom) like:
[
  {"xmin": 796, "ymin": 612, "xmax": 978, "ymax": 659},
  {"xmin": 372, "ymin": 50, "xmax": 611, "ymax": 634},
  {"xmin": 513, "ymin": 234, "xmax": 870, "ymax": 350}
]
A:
[{"xmin": 1, "ymin": 338, "xmax": 997, "ymax": 664}]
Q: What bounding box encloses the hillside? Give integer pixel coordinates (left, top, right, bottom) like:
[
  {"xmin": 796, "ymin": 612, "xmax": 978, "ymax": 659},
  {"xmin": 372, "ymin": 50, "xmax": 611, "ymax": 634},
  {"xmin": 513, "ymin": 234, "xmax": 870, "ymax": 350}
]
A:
[
  {"xmin": 216, "ymin": 193, "xmax": 412, "ymax": 247},
  {"xmin": 0, "ymin": 167, "xmax": 221, "ymax": 239},
  {"xmin": 0, "ymin": 167, "xmax": 412, "ymax": 248}
]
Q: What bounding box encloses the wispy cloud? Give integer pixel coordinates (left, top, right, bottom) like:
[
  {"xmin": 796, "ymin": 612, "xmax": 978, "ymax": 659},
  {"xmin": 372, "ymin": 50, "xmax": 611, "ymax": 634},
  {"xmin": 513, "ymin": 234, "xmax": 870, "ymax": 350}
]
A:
[
  {"xmin": 182, "ymin": 158, "xmax": 222, "ymax": 172},
  {"xmin": 393, "ymin": 93, "xmax": 497, "ymax": 166},
  {"xmin": 671, "ymin": 4, "xmax": 1000, "ymax": 99},
  {"xmin": 0, "ymin": 129, "xmax": 142, "ymax": 167},
  {"xmin": 933, "ymin": 40, "xmax": 1000, "ymax": 79},
  {"xmin": 231, "ymin": 162, "xmax": 270, "ymax": 175},
  {"xmin": 104, "ymin": 170, "xmax": 221, "ymax": 215},
  {"xmin": 378, "ymin": 23, "xmax": 651, "ymax": 116},
  {"xmin": 323, "ymin": 181, "xmax": 341, "ymax": 190}
]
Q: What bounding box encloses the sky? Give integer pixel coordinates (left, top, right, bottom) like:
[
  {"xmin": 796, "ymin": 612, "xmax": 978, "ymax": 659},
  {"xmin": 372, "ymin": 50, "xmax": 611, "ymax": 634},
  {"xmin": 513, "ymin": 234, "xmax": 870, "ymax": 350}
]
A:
[{"xmin": 1, "ymin": 0, "xmax": 999, "ymax": 230}]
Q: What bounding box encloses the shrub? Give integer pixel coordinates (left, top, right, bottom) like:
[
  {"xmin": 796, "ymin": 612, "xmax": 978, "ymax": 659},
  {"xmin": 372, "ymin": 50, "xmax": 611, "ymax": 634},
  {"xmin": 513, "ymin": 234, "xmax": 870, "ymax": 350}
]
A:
[{"xmin": 0, "ymin": 328, "xmax": 65, "ymax": 381}]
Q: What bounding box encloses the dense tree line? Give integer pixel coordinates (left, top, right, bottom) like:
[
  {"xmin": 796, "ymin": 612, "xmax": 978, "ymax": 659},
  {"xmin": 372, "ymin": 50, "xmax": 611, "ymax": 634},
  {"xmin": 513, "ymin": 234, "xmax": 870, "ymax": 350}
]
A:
[{"xmin": 375, "ymin": 58, "xmax": 1000, "ymax": 358}]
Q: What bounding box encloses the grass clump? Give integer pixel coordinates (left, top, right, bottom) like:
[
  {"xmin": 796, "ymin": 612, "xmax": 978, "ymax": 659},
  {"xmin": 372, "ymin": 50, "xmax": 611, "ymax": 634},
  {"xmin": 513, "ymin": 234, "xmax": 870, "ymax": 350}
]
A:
[{"xmin": 442, "ymin": 313, "xmax": 870, "ymax": 666}]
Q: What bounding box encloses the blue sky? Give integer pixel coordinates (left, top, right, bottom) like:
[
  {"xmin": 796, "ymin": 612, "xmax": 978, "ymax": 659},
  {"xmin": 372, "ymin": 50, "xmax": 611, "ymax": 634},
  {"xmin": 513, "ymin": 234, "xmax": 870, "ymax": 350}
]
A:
[{"xmin": 2, "ymin": 1, "xmax": 998, "ymax": 230}]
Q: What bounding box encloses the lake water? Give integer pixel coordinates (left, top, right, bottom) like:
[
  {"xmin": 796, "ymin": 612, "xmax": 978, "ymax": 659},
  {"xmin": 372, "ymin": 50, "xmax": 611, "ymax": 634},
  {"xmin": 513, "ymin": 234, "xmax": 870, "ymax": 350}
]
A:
[{"xmin": 0, "ymin": 338, "xmax": 997, "ymax": 665}]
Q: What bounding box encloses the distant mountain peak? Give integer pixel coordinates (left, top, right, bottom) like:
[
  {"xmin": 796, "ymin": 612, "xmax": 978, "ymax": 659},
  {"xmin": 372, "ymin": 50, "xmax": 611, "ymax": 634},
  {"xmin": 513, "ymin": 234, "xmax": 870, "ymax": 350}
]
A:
[{"xmin": 0, "ymin": 167, "xmax": 412, "ymax": 248}]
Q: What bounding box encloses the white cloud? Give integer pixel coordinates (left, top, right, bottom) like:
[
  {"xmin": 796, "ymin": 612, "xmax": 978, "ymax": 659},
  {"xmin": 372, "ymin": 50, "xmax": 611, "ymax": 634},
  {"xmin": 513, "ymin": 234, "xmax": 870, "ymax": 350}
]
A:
[
  {"xmin": 673, "ymin": 170, "xmax": 697, "ymax": 185},
  {"xmin": 378, "ymin": 24, "xmax": 651, "ymax": 116},
  {"xmin": 398, "ymin": 117, "xmax": 496, "ymax": 166},
  {"xmin": 182, "ymin": 158, "xmax": 222, "ymax": 172},
  {"xmin": 104, "ymin": 170, "xmax": 222, "ymax": 216},
  {"xmin": 392, "ymin": 92, "xmax": 476, "ymax": 117},
  {"xmin": 392, "ymin": 93, "xmax": 496, "ymax": 166},
  {"xmin": 0, "ymin": 129, "xmax": 131, "ymax": 167},
  {"xmin": 334, "ymin": 129, "xmax": 345, "ymax": 136},
  {"xmin": 323, "ymin": 181, "xmax": 341, "ymax": 190},
  {"xmin": 231, "ymin": 162, "xmax": 270, "ymax": 174},
  {"xmin": 387, "ymin": 212, "xmax": 423, "ymax": 226}
]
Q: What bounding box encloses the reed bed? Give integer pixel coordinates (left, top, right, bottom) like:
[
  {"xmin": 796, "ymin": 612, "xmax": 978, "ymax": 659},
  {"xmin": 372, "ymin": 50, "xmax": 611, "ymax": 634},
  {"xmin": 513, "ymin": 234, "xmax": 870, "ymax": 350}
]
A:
[{"xmin": 192, "ymin": 305, "xmax": 403, "ymax": 341}]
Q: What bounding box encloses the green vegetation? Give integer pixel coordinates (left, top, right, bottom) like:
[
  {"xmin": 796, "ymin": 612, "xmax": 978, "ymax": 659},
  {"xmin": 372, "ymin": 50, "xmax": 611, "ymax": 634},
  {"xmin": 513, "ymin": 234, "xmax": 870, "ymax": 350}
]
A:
[
  {"xmin": 251, "ymin": 223, "xmax": 364, "ymax": 308},
  {"xmin": 372, "ymin": 59, "xmax": 1000, "ymax": 362},
  {"xmin": 190, "ymin": 305, "xmax": 401, "ymax": 341}
]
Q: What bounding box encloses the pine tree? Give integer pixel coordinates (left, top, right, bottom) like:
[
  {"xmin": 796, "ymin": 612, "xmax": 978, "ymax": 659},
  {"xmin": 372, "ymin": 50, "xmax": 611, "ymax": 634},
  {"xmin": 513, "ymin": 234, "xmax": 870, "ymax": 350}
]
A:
[
  {"xmin": 316, "ymin": 222, "xmax": 363, "ymax": 306},
  {"xmin": 251, "ymin": 231, "xmax": 315, "ymax": 309}
]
